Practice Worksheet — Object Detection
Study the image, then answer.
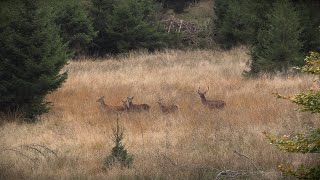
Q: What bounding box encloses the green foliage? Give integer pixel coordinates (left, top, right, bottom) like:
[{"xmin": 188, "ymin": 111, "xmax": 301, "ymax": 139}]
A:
[
  {"xmin": 173, "ymin": 0, "xmax": 187, "ymax": 13},
  {"xmin": 90, "ymin": 0, "xmax": 115, "ymax": 55},
  {"xmin": 249, "ymin": 0, "xmax": 303, "ymax": 75},
  {"xmin": 278, "ymin": 164, "xmax": 320, "ymax": 180},
  {"xmin": 213, "ymin": 0, "xmax": 273, "ymax": 49},
  {"xmin": 264, "ymin": 128, "xmax": 320, "ymax": 153},
  {"xmin": 104, "ymin": 118, "xmax": 133, "ymax": 168},
  {"xmin": 213, "ymin": 0, "xmax": 320, "ymax": 53},
  {"xmin": 276, "ymin": 52, "xmax": 320, "ymax": 113},
  {"xmin": 90, "ymin": 0, "xmax": 172, "ymax": 55},
  {"xmin": 0, "ymin": 0, "xmax": 69, "ymax": 120},
  {"xmin": 51, "ymin": 0, "xmax": 96, "ymax": 57},
  {"xmin": 106, "ymin": 0, "xmax": 168, "ymax": 53},
  {"xmin": 266, "ymin": 52, "xmax": 320, "ymax": 179},
  {"xmin": 158, "ymin": 0, "xmax": 195, "ymax": 13},
  {"xmin": 296, "ymin": 2, "xmax": 320, "ymax": 52}
]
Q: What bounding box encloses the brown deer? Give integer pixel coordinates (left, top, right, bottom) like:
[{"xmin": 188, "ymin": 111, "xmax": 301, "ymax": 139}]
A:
[
  {"xmin": 197, "ymin": 87, "xmax": 225, "ymax": 109},
  {"xmin": 122, "ymin": 99, "xmax": 130, "ymax": 111},
  {"xmin": 127, "ymin": 96, "xmax": 150, "ymax": 112},
  {"xmin": 158, "ymin": 98, "xmax": 178, "ymax": 114},
  {"xmin": 96, "ymin": 96, "xmax": 125, "ymax": 112}
]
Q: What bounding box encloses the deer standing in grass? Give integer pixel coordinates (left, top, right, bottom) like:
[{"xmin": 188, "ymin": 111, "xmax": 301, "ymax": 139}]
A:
[
  {"xmin": 197, "ymin": 87, "xmax": 225, "ymax": 109},
  {"xmin": 96, "ymin": 96, "xmax": 125, "ymax": 112},
  {"xmin": 122, "ymin": 99, "xmax": 130, "ymax": 111},
  {"xmin": 158, "ymin": 98, "xmax": 178, "ymax": 114},
  {"xmin": 127, "ymin": 96, "xmax": 150, "ymax": 112}
]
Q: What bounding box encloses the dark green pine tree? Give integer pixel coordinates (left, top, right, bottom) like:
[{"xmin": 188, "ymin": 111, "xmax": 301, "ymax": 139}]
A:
[
  {"xmin": 296, "ymin": 1, "xmax": 320, "ymax": 52},
  {"xmin": 249, "ymin": 0, "xmax": 303, "ymax": 75},
  {"xmin": 106, "ymin": 0, "xmax": 167, "ymax": 53},
  {"xmin": 51, "ymin": 0, "xmax": 96, "ymax": 57},
  {"xmin": 90, "ymin": 0, "xmax": 116, "ymax": 55},
  {"xmin": 0, "ymin": 0, "xmax": 69, "ymax": 120},
  {"xmin": 213, "ymin": 0, "xmax": 273, "ymax": 49}
]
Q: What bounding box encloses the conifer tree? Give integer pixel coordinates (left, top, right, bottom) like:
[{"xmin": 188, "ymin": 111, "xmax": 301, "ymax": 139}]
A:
[
  {"xmin": 296, "ymin": 1, "xmax": 320, "ymax": 52},
  {"xmin": 213, "ymin": 0, "xmax": 273, "ymax": 49},
  {"xmin": 0, "ymin": 0, "xmax": 69, "ymax": 120},
  {"xmin": 249, "ymin": 0, "xmax": 303, "ymax": 75},
  {"xmin": 104, "ymin": 118, "xmax": 133, "ymax": 168},
  {"xmin": 90, "ymin": 0, "xmax": 116, "ymax": 55},
  {"xmin": 106, "ymin": 0, "xmax": 168, "ymax": 53},
  {"xmin": 51, "ymin": 0, "xmax": 96, "ymax": 57}
]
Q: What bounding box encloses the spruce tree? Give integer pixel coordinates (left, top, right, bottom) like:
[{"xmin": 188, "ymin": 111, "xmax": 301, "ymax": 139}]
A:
[
  {"xmin": 105, "ymin": 0, "xmax": 167, "ymax": 53},
  {"xmin": 51, "ymin": 0, "xmax": 96, "ymax": 57},
  {"xmin": 249, "ymin": 0, "xmax": 303, "ymax": 75},
  {"xmin": 90, "ymin": 0, "xmax": 116, "ymax": 55},
  {"xmin": 104, "ymin": 118, "xmax": 133, "ymax": 168},
  {"xmin": 296, "ymin": 1, "xmax": 320, "ymax": 52},
  {"xmin": 213, "ymin": 0, "xmax": 273, "ymax": 49},
  {"xmin": 0, "ymin": 0, "xmax": 69, "ymax": 120}
]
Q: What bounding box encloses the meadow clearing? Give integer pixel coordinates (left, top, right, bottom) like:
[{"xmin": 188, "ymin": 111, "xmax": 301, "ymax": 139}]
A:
[{"xmin": 0, "ymin": 47, "xmax": 319, "ymax": 179}]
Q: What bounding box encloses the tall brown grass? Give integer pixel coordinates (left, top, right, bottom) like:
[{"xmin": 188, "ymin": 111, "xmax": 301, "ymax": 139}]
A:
[{"xmin": 0, "ymin": 47, "xmax": 319, "ymax": 179}]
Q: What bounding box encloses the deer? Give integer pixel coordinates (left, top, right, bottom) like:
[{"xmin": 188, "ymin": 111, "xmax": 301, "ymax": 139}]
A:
[
  {"xmin": 122, "ymin": 99, "xmax": 130, "ymax": 111},
  {"xmin": 197, "ymin": 86, "xmax": 226, "ymax": 109},
  {"xmin": 126, "ymin": 96, "xmax": 150, "ymax": 112},
  {"xmin": 158, "ymin": 98, "xmax": 178, "ymax": 114},
  {"xmin": 96, "ymin": 96, "xmax": 125, "ymax": 112}
]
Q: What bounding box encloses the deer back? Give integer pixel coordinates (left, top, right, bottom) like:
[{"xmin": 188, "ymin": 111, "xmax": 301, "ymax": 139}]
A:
[
  {"xmin": 161, "ymin": 105, "xmax": 178, "ymax": 113},
  {"xmin": 158, "ymin": 100, "xmax": 178, "ymax": 113},
  {"xmin": 205, "ymin": 100, "xmax": 226, "ymax": 109},
  {"xmin": 97, "ymin": 96, "xmax": 125, "ymax": 112}
]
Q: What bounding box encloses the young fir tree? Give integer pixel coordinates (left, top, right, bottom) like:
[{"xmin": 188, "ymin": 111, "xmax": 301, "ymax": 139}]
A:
[
  {"xmin": 51, "ymin": 0, "xmax": 96, "ymax": 57},
  {"xmin": 104, "ymin": 118, "xmax": 133, "ymax": 168},
  {"xmin": 0, "ymin": 0, "xmax": 69, "ymax": 120},
  {"xmin": 266, "ymin": 52, "xmax": 320, "ymax": 179},
  {"xmin": 249, "ymin": 0, "xmax": 303, "ymax": 75}
]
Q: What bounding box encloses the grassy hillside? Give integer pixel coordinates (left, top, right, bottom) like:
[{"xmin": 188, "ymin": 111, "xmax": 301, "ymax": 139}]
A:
[{"xmin": 1, "ymin": 48, "xmax": 319, "ymax": 179}]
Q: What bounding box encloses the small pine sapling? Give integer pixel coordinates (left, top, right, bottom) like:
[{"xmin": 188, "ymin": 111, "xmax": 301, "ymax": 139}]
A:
[{"xmin": 104, "ymin": 117, "xmax": 133, "ymax": 169}]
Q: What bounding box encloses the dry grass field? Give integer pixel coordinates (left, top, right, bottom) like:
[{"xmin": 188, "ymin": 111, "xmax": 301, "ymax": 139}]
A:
[{"xmin": 0, "ymin": 47, "xmax": 319, "ymax": 179}]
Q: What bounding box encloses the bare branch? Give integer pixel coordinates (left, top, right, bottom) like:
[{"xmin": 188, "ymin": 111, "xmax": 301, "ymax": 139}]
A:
[{"xmin": 234, "ymin": 150, "xmax": 259, "ymax": 170}]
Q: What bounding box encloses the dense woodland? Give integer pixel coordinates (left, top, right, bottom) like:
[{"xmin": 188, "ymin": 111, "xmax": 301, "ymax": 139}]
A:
[{"xmin": 0, "ymin": 0, "xmax": 319, "ymax": 179}]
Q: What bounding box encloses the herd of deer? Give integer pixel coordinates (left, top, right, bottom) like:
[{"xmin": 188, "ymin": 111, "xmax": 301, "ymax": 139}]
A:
[{"xmin": 96, "ymin": 86, "xmax": 226, "ymax": 114}]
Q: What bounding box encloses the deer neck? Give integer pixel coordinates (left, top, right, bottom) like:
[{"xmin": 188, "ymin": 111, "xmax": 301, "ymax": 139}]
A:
[
  {"xmin": 159, "ymin": 103, "xmax": 164, "ymax": 108},
  {"xmin": 99, "ymin": 100, "xmax": 108, "ymax": 110},
  {"xmin": 200, "ymin": 95, "xmax": 207, "ymax": 104}
]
